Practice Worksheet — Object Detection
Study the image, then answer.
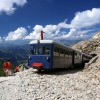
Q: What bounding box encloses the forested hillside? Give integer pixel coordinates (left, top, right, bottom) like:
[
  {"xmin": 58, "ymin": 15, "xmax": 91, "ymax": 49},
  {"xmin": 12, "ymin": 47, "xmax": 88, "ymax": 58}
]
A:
[
  {"xmin": 0, "ymin": 59, "xmax": 5, "ymax": 76},
  {"xmin": 0, "ymin": 44, "xmax": 29, "ymax": 66}
]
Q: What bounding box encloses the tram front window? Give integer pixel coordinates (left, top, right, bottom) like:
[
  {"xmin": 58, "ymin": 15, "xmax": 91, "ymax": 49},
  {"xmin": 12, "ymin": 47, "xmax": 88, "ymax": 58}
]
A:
[
  {"xmin": 36, "ymin": 47, "xmax": 42, "ymax": 54},
  {"xmin": 30, "ymin": 45, "xmax": 50, "ymax": 55},
  {"xmin": 30, "ymin": 46, "xmax": 34, "ymax": 54},
  {"xmin": 43, "ymin": 47, "xmax": 50, "ymax": 55}
]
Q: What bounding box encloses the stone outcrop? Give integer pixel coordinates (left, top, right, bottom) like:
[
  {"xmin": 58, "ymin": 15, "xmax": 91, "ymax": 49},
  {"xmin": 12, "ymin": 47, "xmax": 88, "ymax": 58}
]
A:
[
  {"xmin": 72, "ymin": 32, "xmax": 100, "ymax": 69},
  {"xmin": 92, "ymin": 32, "xmax": 100, "ymax": 39},
  {"xmin": 72, "ymin": 32, "xmax": 100, "ymax": 55}
]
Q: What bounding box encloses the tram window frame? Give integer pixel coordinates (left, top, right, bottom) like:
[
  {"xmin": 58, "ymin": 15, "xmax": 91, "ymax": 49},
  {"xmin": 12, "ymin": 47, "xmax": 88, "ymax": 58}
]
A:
[
  {"xmin": 30, "ymin": 46, "xmax": 35, "ymax": 55},
  {"xmin": 30, "ymin": 45, "xmax": 50, "ymax": 55},
  {"xmin": 75, "ymin": 53, "xmax": 77, "ymax": 58},
  {"xmin": 60, "ymin": 49, "xmax": 65, "ymax": 57},
  {"xmin": 79, "ymin": 54, "xmax": 81, "ymax": 59},
  {"xmin": 68, "ymin": 52, "xmax": 72, "ymax": 58},
  {"xmin": 43, "ymin": 46, "xmax": 50, "ymax": 55},
  {"xmin": 35, "ymin": 46, "xmax": 43, "ymax": 54},
  {"xmin": 65, "ymin": 50, "xmax": 69, "ymax": 58},
  {"xmin": 67, "ymin": 52, "xmax": 69, "ymax": 58},
  {"xmin": 53, "ymin": 46, "xmax": 60, "ymax": 56},
  {"xmin": 77, "ymin": 54, "xmax": 81, "ymax": 59}
]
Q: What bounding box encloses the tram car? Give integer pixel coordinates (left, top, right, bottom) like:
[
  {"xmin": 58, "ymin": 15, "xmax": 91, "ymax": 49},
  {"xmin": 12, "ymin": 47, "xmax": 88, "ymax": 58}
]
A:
[{"xmin": 28, "ymin": 40, "xmax": 92, "ymax": 71}]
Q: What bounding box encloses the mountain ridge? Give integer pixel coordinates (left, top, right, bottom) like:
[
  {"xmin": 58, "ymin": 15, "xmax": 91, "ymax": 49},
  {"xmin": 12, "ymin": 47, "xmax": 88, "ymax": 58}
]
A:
[{"xmin": 72, "ymin": 32, "xmax": 100, "ymax": 55}]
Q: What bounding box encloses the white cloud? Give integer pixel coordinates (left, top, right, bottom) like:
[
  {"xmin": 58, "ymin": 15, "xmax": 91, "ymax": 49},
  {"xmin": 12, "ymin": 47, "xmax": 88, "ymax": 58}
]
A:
[
  {"xmin": 24, "ymin": 31, "xmax": 40, "ymax": 40},
  {"xmin": 27, "ymin": 25, "xmax": 31, "ymax": 28},
  {"xmin": 0, "ymin": 0, "xmax": 27, "ymax": 15},
  {"xmin": 58, "ymin": 20, "xmax": 70, "ymax": 29},
  {"xmin": 29, "ymin": 8, "xmax": 100, "ymax": 40},
  {"xmin": 64, "ymin": 30, "xmax": 91, "ymax": 40},
  {"xmin": 5, "ymin": 27, "xmax": 27, "ymax": 41},
  {"xmin": 60, "ymin": 8, "xmax": 100, "ymax": 40},
  {"xmin": 2, "ymin": 8, "xmax": 100, "ymax": 42},
  {"xmin": 33, "ymin": 25, "xmax": 43, "ymax": 33},
  {"xmin": 70, "ymin": 8, "xmax": 100, "ymax": 29},
  {"xmin": 24, "ymin": 7, "xmax": 100, "ymax": 40},
  {"xmin": 0, "ymin": 37, "xmax": 2, "ymax": 42},
  {"xmin": 24, "ymin": 21, "xmax": 70, "ymax": 40},
  {"xmin": 43, "ymin": 25, "xmax": 58, "ymax": 39},
  {"xmin": 24, "ymin": 25, "xmax": 43, "ymax": 40},
  {"xmin": 63, "ymin": 29, "xmax": 77, "ymax": 38}
]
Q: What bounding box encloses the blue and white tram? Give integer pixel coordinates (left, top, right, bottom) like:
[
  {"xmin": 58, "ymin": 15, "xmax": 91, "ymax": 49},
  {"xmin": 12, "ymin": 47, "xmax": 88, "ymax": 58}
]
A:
[{"xmin": 28, "ymin": 40, "xmax": 91, "ymax": 71}]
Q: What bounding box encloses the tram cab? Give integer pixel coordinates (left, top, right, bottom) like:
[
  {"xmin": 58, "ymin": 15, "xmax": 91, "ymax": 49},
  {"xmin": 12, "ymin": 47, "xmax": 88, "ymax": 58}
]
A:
[{"xmin": 28, "ymin": 40, "xmax": 53, "ymax": 71}]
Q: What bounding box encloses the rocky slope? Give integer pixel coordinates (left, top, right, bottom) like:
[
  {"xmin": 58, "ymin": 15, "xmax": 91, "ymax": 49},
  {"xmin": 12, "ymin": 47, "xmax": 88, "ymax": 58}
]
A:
[
  {"xmin": 72, "ymin": 32, "xmax": 100, "ymax": 55},
  {"xmin": 72, "ymin": 32, "xmax": 100, "ymax": 67},
  {"xmin": 0, "ymin": 68, "xmax": 100, "ymax": 100}
]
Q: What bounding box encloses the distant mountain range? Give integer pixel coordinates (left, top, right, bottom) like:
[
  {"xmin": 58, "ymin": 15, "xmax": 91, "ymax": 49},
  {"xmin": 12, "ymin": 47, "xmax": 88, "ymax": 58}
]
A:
[
  {"xmin": 0, "ymin": 40, "xmax": 31, "ymax": 66},
  {"xmin": 0, "ymin": 47, "xmax": 29, "ymax": 66},
  {"xmin": 0, "ymin": 39, "xmax": 82, "ymax": 66}
]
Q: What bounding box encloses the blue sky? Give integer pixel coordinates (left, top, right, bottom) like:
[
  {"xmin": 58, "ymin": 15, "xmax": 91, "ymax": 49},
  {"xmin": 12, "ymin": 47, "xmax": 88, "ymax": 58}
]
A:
[{"xmin": 0, "ymin": 0, "xmax": 100, "ymax": 42}]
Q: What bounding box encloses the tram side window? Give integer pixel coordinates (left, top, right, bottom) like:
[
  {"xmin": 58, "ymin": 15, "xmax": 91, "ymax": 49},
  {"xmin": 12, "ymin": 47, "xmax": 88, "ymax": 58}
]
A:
[
  {"xmin": 75, "ymin": 53, "xmax": 77, "ymax": 58},
  {"xmin": 53, "ymin": 47, "xmax": 60, "ymax": 56},
  {"xmin": 30, "ymin": 46, "xmax": 34, "ymax": 54},
  {"xmin": 68, "ymin": 52, "xmax": 72, "ymax": 58},
  {"xmin": 60, "ymin": 49, "xmax": 64, "ymax": 57},
  {"xmin": 79, "ymin": 54, "xmax": 82, "ymax": 59},
  {"xmin": 65, "ymin": 51, "xmax": 69, "ymax": 58},
  {"xmin": 77, "ymin": 54, "xmax": 81, "ymax": 59},
  {"xmin": 43, "ymin": 46, "xmax": 50, "ymax": 55}
]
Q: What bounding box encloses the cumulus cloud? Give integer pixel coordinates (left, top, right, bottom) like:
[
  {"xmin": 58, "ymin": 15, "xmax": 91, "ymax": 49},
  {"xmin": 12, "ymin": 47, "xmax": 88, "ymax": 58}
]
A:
[
  {"xmin": 26, "ymin": 8, "xmax": 100, "ymax": 40},
  {"xmin": 24, "ymin": 25, "xmax": 43, "ymax": 40},
  {"xmin": 5, "ymin": 27, "xmax": 27, "ymax": 41},
  {"xmin": 0, "ymin": 37, "xmax": 2, "ymax": 42},
  {"xmin": 0, "ymin": 0, "xmax": 27, "ymax": 15},
  {"xmin": 2, "ymin": 8, "xmax": 100, "ymax": 42},
  {"xmin": 70, "ymin": 8, "xmax": 100, "ymax": 29},
  {"xmin": 27, "ymin": 25, "xmax": 31, "ymax": 28},
  {"xmin": 60, "ymin": 29, "xmax": 92, "ymax": 40},
  {"xmin": 61, "ymin": 8, "xmax": 100, "ymax": 39},
  {"xmin": 58, "ymin": 20, "xmax": 70, "ymax": 29},
  {"xmin": 24, "ymin": 21, "xmax": 70, "ymax": 40},
  {"xmin": 24, "ymin": 7, "xmax": 100, "ymax": 40}
]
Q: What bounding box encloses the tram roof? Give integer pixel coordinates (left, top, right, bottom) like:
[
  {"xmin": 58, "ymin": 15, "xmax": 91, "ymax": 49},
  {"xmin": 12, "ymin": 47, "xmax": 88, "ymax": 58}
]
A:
[
  {"xmin": 30, "ymin": 40, "xmax": 70, "ymax": 47},
  {"xmin": 30, "ymin": 40, "xmax": 92, "ymax": 57},
  {"xmin": 30, "ymin": 40, "xmax": 54, "ymax": 44},
  {"xmin": 30, "ymin": 40, "xmax": 80, "ymax": 52}
]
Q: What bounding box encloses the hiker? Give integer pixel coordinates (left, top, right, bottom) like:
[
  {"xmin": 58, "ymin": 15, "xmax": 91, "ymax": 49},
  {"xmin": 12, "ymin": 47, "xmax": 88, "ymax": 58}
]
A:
[
  {"xmin": 3, "ymin": 60, "xmax": 8, "ymax": 77},
  {"xmin": 18, "ymin": 64, "xmax": 24, "ymax": 71},
  {"xmin": 7, "ymin": 60, "xmax": 12, "ymax": 76},
  {"xmin": 24, "ymin": 63, "xmax": 29, "ymax": 69},
  {"xmin": 15, "ymin": 66, "xmax": 19, "ymax": 72}
]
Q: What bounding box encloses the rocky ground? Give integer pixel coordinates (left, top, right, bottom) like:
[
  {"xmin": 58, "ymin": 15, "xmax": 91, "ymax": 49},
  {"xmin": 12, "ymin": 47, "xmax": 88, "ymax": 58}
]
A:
[{"xmin": 0, "ymin": 63, "xmax": 100, "ymax": 100}]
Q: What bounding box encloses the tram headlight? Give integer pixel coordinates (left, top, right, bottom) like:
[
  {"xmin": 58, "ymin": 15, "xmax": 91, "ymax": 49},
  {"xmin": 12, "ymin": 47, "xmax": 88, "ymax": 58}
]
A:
[
  {"xmin": 28, "ymin": 56, "xmax": 31, "ymax": 60},
  {"xmin": 46, "ymin": 56, "xmax": 50, "ymax": 62}
]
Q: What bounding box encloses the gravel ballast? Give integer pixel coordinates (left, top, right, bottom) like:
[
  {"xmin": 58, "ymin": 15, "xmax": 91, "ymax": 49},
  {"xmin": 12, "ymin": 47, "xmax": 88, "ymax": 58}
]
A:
[{"xmin": 0, "ymin": 67, "xmax": 100, "ymax": 100}]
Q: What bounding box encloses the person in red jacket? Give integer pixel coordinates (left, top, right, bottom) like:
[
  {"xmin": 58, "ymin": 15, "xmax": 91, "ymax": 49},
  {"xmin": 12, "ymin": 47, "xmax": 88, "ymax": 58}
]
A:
[
  {"xmin": 15, "ymin": 66, "xmax": 19, "ymax": 72},
  {"xmin": 7, "ymin": 60, "xmax": 12, "ymax": 76},
  {"xmin": 3, "ymin": 60, "xmax": 8, "ymax": 77}
]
